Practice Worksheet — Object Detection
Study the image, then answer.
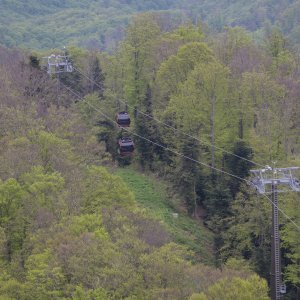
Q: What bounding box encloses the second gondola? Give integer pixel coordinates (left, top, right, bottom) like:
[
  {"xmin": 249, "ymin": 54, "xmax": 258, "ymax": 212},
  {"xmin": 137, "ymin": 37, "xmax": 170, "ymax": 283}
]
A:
[{"xmin": 118, "ymin": 137, "xmax": 135, "ymax": 156}]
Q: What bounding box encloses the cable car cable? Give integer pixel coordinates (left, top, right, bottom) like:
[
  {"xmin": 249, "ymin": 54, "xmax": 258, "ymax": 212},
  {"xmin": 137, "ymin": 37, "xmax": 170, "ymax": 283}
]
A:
[
  {"xmin": 73, "ymin": 66, "xmax": 266, "ymax": 168},
  {"xmin": 64, "ymin": 84, "xmax": 300, "ymax": 232},
  {"xmin": 62, "ymin": 83, "xmax": 300, "ymax": 232}
]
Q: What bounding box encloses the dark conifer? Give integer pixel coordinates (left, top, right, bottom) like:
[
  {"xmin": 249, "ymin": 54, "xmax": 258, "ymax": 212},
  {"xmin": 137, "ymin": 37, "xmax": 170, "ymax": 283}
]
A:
[
  {"xmin": 89, "ymin": 56, "xmax": 105, "ymax": 98},
  {"xmin": 224, "ymin": 140, "xmax": 253, "ymax": 197},
  {"xmin": 29, "ymin": 55, "xmax": 40, "ymax": 69},
  {"xmin": 135, "ymin": 85, "xmax": 155, "ymax": 170},
  {"xmin": 177, "ymin": 137, "xmax": 202, "ymax": 215},
  {"xmin": 60, "ymin": 50, "xmax": 83, "ymax": 94}
]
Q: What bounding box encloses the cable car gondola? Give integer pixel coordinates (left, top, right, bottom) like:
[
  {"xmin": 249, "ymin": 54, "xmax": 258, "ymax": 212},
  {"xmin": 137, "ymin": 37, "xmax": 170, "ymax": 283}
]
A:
[
  {"xmin": 116, "ymin": 111, "xmax": 131, "ymax": 127},
  {"xmin": 118, "ymin": 137, "xmax": 134, "ymax": 156}
]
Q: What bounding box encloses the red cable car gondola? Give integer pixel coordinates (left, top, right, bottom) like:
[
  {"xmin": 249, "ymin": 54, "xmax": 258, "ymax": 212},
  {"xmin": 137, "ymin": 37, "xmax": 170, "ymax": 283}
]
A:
[
  {"xmin": 116, "ymin": 111, "xmax": 131, "ymax": 127},
  {"xmin": 118, "ymin": 137, "xmax": 135, "ymax": 156}
]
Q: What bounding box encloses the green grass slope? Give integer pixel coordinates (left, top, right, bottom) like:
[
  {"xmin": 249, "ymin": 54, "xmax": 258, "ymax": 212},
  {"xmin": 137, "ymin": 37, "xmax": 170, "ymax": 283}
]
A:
[{"xmin": 116, "ymin": 168, "xmax": 215, "ymax": 264}]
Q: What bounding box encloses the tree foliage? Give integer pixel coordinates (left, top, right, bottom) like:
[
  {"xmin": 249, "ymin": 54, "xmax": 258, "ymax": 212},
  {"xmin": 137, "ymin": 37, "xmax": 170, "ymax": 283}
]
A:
[
  {"xmin": 2, "ymin": 0, "xmax": 300, "ymax": 50},
  {"xmin": 0, "ymin": 17, "xmax": 299, "ymax": 299},
  {"xmin": 190, "ymin": 274, "xmax": 269, "ymax": 300}
]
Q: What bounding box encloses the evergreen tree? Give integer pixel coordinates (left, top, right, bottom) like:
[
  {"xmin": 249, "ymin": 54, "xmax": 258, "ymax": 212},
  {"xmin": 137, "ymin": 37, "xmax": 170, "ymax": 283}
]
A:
[
  {"xmin": 88, "ymin": 56, "xmax": 105, "ymax": 98},
  {"xmin": 176, "ymin": 137, "xmax": 202, "ymax": 215},
  {"xmin": 224, "ymin": 140, "xmax": 253, "ymax": 197},
  {"xmin": 97, "ymin": 119, "xmax": 117, "ymax": 157},
  {"xmin": 221, "ymin": 187, "xmax": 272, "ymax": 281},
  {"xmin": 29, "ymin": 55, "xmax": 40, "ymax": 69},
  {"xmin": 204, "ymin": 175, "xmax": 232, "ymax": 221},
  {"xmin": 60, "ymin": 50, "xmax": 83, "ymax": 95},
  {"xmin": 135, "ymin": 85, "xmax": 165, "ymax": 170}
]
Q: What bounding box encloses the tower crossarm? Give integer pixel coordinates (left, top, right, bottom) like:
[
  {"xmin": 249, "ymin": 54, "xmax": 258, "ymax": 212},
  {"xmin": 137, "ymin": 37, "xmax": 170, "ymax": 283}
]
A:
[
  {"xmin": 42, "ymin": 53, "xmax": 73, "ymax": 74},
  {"xmin": 250, "ymin": 167, "xmax": 300, "ymax": 193}
]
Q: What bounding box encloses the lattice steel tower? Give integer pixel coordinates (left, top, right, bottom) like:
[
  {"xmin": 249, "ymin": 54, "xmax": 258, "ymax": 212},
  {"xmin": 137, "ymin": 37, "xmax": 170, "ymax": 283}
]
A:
[
  {"xmin": 42, "ymin": 49, "xmax": 73, "ymax": 106},
  {"xmin": 43, "ymin": 53, "xmax": 73, "ymax": 75},
  {"xmin": 250, "ymin": 166, "xmax": 300, "ymax": 300}
]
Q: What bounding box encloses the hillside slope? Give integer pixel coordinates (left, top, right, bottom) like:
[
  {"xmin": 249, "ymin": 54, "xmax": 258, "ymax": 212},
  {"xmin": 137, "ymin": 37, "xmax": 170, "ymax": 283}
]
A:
[
  {"xmin": 1, "ymin": 0, "xmax": 300, "ymax": 50},
  {"xmin": 0, "ymin": 45, "xmax": 271, "ymax": 300},
  {"xmin": 0, "ymin": 0, "xmax": 177, "ymax": 50},
  {"xmin": 116, "ymin": 168, "xmax": 215, "ymax": 263}
]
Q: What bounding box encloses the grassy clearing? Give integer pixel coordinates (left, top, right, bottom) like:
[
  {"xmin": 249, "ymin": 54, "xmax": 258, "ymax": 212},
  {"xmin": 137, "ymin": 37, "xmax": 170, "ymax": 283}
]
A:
[{"xmin": 115, "ymin": 167, "xmax": 215, "ymax": 264}]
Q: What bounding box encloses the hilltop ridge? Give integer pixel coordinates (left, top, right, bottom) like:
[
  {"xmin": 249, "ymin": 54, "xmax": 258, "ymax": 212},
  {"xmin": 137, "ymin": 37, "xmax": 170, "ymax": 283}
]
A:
[{"xmin": 1, "ymin": 0, "xmax": 300, "ymax": 50}]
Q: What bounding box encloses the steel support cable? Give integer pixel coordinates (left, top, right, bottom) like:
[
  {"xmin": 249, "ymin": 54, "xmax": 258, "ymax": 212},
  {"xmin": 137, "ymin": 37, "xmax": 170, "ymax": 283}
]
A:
[
  {"xmin": 73, "ymin": 66, "xmax": 266, "ymax": 168},
  {"xmin": 62, "ymin": 83, "xmax": 300, "ymax": 232}
]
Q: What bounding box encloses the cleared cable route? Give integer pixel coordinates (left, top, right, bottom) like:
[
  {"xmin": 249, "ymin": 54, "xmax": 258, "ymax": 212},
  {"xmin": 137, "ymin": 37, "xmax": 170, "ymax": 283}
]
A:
[
  {"xmin": 74, "ymin": 66, "xmax": 267, "ymax": 169},
  {"xmin": 62, "ymin": 83, "xmax": 300, "ymax": 232}
]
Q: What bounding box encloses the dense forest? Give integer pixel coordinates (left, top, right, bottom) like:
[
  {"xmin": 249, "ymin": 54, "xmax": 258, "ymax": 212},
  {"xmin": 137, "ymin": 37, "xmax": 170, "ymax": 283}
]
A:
[
  {"xmin": 1, "ymin": 0, "xmax": 300, "ymax": 50},
  {"xmin": 0, "ymin": 3, "xmax": 300, "ymax": 300}
]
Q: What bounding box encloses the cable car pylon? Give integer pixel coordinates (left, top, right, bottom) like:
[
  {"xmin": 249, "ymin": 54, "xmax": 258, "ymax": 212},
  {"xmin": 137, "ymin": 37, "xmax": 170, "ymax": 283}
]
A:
[
  {"xmin": 43, "ymin": 50, "xmax": 73, "ymax": 75},
  {"xmin": 250, "ymin": 166, "xmax": 300, "ymax": 300},
  {"xmin": 43, "ymin": 48, "xmax": 73, "ymax": 106}
]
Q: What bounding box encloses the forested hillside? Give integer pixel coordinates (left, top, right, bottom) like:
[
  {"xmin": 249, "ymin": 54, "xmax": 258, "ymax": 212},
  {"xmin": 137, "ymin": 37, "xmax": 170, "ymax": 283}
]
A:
[
  {"xmin": 0, "ymin": 11, "xmax": 299, "ymax": 300},
  {"xmin": 1, "ymin": 0, "xmax": 300, "ymax": 50},
  {"xmin": 0, "ymin": 42, "xmax": 270, "ymax": 299}
]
